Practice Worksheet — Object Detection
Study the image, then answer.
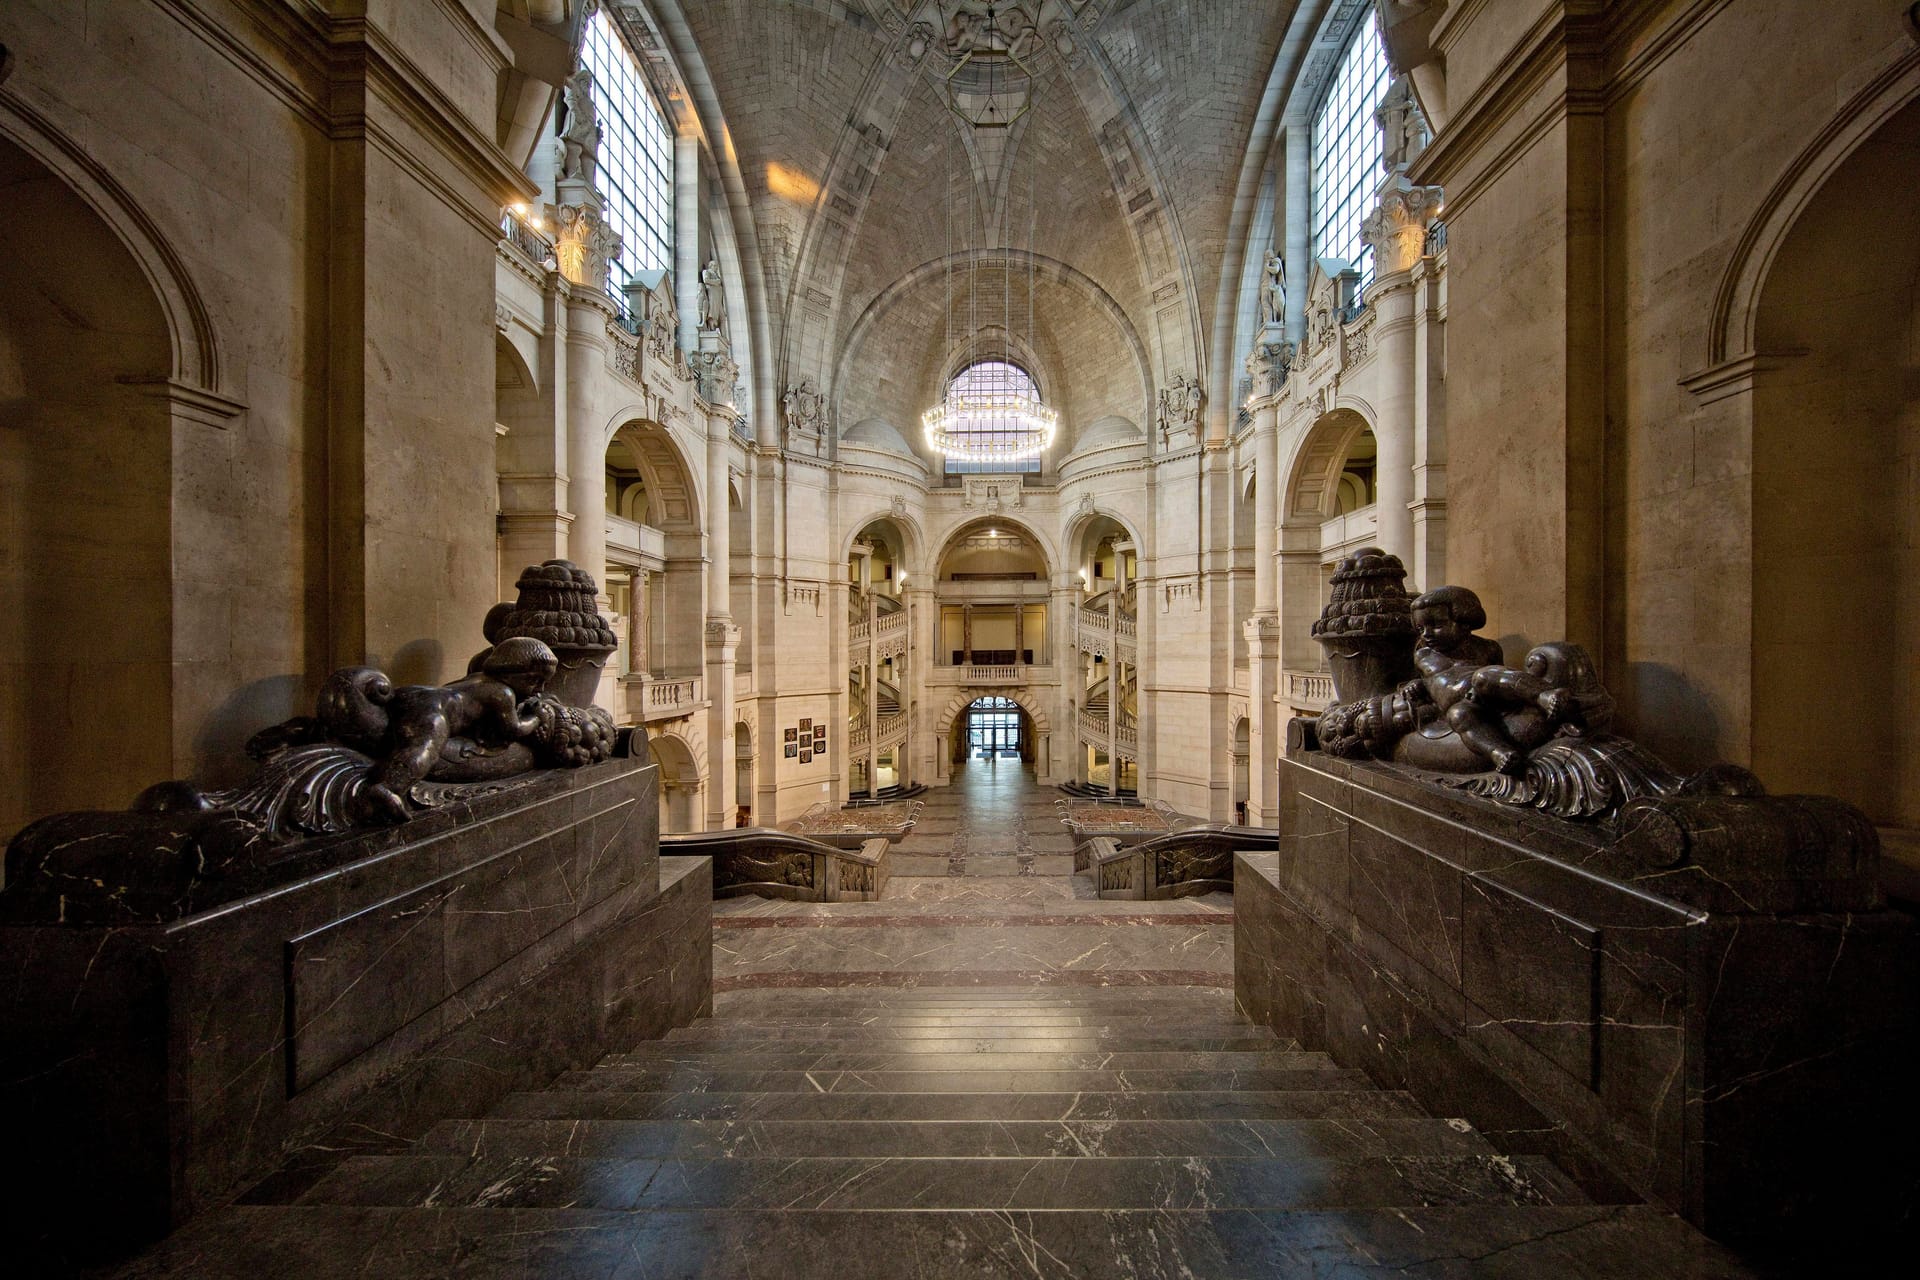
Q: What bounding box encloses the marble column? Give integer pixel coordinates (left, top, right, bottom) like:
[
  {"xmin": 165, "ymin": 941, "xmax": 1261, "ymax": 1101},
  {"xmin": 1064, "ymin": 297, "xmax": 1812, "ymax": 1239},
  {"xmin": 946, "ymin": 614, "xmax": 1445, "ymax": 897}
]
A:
[
  {"xmin": 1283, "ymin": 117, "xmax": 1310, "ymax": 347},
  {"xmin": 564, "ymin": 294, "xmax": 613, "ymax": 710},
  {"xmin": 704, "ymin": 618, "xmax": 739, "ymax": 830},
  {"xmin": 675, "ymin": 133, "xmax": 700, "ymax": 355},
  {"xmin": 1362, "ymin": 177, "xmax": 1443, "ymax": 566}
]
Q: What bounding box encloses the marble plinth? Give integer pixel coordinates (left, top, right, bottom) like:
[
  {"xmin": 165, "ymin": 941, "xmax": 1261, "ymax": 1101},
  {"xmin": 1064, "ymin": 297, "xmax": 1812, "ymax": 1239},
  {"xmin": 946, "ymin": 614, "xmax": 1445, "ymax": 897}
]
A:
[
  {"xmin": 0, "ymin": 756, "xmax": 711, "ymax": 1268},
  {"xmin": 1235, "ymin": 748, "xmax": 1920, "ymax": 1242}
]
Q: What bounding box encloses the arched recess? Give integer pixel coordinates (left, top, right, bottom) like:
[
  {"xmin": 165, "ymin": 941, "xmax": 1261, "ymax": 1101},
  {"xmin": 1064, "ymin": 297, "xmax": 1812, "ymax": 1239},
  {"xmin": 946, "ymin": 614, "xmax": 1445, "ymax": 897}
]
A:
[
  {"xmin": 933, "ymin": 514, "xmax": 1059, "ymax": 581},
  {"xmin": 1277, "ymin": 406, "xmax": 1380, "ymax": 676},
  {"xmin": 605, "ymin": 418, "xmax": 704, "ymax": 688},
  {"xmin": 733, "ymin": 719, "xmax": 755, "ymax": 824},
  {"xmin": 1747, "ymin": 94, "xmax": 1920, "ymax": 829},
  {"xmin": 0, "ymin": 131, "xmax": 179, "ymax": 837},
  {"xmin": 493, "ymin": 331, "xmax": 553, "ymax": 596},
  {"xmin": 1703, "ymin": 50, "xmax": 1920, "ymax": 371},
  {"xmin": 932, "ymin": 688, "xmax": 1053, "ymax": 742},
  {"xmin": 650, "ymin": 729, "xmax": 705, "ymax": 834},
  {"xmin": 834, "ymin": 251, "xmax": 1155, "ymax": 455},
  {"xmin": 1063, "ymin": 507, "xmax": 1145, "ymax": 577},
  {"xmin": 839, "ymin": 509, "xmax": 926, "ymax": 577}
]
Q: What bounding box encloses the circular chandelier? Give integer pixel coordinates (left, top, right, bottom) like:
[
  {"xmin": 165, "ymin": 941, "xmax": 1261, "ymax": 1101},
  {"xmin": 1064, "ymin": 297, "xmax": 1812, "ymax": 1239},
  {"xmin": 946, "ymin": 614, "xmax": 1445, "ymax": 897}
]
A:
[{"xmin": 922, "ymin": 390, "xmax": 1058, "ymax": 464}]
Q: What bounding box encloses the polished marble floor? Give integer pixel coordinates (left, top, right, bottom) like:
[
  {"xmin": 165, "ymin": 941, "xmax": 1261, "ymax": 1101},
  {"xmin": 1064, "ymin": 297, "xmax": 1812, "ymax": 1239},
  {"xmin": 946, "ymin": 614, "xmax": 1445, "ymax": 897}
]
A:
[
  {"xmin": 105, "ymin": 763, "xmax": 1770, "ymax": 1279},
  {"xmin": 715, "ymin": 759, "xmax": 1234, "ymax": 993}
]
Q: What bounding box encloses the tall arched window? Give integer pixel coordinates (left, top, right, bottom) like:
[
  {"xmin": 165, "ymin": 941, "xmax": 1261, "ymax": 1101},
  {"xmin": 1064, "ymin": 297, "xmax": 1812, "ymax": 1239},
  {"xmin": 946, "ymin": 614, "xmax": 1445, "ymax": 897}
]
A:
[
  {"xmin": 939, "ymin": 360, "xmax": 1047, "ymax": 476},
  {"xmin": 1310, "ymin": 7, "xmax": 1389, "ymax": 284},
  {"xmin": 579, "ymin": 10, "xmax": 674, "ymax": 282}
]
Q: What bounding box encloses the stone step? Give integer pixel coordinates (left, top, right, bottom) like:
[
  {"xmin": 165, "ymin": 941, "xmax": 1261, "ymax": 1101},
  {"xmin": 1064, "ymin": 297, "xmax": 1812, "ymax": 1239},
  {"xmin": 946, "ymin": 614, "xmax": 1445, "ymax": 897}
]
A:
[
  {"xmin": 546, "ymin": 1065, "xmax": 1376, "ymax": 1094},
  {"xmin": 295, "ymin": 1152, "xmax": 1593, "ymax": 1212},
  {"xmin": 484, "ymin": 1088, "xmax": 1433, "ymax": 1124},
  {"xmin": 418, "ymin": 1115, "xmax": 1498, "ymax": 1161},
  {"xmin": 677, "ymin": 1012, "xmax": 1261, "ymax": 1031},
  {"xmin": 594, "ymin": 1049, "xmax": 1337, "ymax": 1073},
  {"xmin": 709, "ymin": 991, "xmax": 1240, "ymax": 1012},
  {"xmin": 652, "ymin": 1032, "xmax": 1292, "ymax": 1052},
  {"xmin": 121, "ymin": 1204, "xmax": 1758, "ymax": 1279}
]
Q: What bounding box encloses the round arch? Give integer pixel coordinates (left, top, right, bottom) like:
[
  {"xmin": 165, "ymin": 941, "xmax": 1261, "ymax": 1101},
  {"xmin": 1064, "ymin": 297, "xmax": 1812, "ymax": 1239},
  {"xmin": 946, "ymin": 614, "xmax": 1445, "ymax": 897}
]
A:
[
  {"xmin": 932, "ymin": 688, "xmax": 1054, "ymax": 742},
  {"xmin": 833, "ymin": 249, "xmax": 1156, "ymax": 435},
  {"xmin": 1703, "ymin": 54, "xmax": 1920, "ymax": 370},
  {"xmin": 649, "ymin": 729, "xmax": 706, "ymax": 833},
  {"xmin": 932, "ymin": 514, "xmax": 1059, "ymax": 581},
  {"xmin": 1284, "ymin": 406, "xmax": 1376, "ymax": 526},
  {"xmin": 606, "ymin": 417, "xmax": 702, "ymax": 532},
  {"xmin": 838, "ymin": 507, "xmax": 927, "ymax": 573},
  {"xmin": 1061, "ymin": 505, "xmax": 1145, "ymax": 571},
  {"xmin": 0, "ymin": 98, "xmax": 229, "ymax": 396}
]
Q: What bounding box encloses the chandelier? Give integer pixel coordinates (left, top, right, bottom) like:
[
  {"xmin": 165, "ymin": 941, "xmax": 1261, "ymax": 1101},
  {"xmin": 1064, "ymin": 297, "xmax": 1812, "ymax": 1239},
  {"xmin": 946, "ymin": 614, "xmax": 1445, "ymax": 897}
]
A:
[{"xmin": 921, "ymin": 383, "xmax": 1058, "ymax": 463}]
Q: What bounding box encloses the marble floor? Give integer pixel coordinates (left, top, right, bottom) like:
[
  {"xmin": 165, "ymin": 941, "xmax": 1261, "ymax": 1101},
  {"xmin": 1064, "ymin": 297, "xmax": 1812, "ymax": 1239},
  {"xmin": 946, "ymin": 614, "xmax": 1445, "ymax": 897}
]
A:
[{"xmin": 107, "ymin": 762, "xmax": 1776, "ymax": 1278}]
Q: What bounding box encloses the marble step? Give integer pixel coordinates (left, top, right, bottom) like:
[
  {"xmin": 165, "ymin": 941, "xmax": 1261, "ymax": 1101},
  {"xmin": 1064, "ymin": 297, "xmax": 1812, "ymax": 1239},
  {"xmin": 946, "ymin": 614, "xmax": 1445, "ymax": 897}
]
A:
[
  {"xmin": 652, "ymin": 1032, "xmax": 1292, "ymax": 1052},
  {"xmin": 419, "ymin": 1116, "xmax": 1499, "ymax": 1161},
  {"xmin": 485, "ymin": 1087, "xmax": 1434, "ymax": 1124},
  {"xmin": 677, "ymin": 1012, "xmax": 1264, "ymax": 1031},
  {"xmin": 113, "ymin": 1203, "xmax": 1761, "ymax": 1279},
  {"xmin": 594, "ymin": 1049, "xmax": 1338, "ymax": 1073},
  {"xmin": 546, "ymin": 1065, "xmax": 1375, "ymax": 1094},
  {"xmin": 708, "ymin": 991, "xmax": 1241, "ymax": 1012},
  {"xmin": 294, "ymin": 1152, "xmax": 1593, "ymax": 1212}
]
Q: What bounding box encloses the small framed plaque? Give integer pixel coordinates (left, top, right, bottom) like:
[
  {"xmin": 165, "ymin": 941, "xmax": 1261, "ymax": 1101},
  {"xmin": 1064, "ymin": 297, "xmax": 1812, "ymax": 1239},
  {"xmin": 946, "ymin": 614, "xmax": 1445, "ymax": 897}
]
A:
[
  {"xmin": 784, "ymin": 743, "xmax": 798, "ymax": 758},
  {"xmin": 799, "ymin": 749, "xmax": 812, "ymax": 764}
]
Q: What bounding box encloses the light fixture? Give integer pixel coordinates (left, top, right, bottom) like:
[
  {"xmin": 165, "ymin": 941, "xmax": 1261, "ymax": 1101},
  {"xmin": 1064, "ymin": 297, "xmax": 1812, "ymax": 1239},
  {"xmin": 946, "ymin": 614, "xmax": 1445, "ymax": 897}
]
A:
[{"xmin": 922, "ymin": 394, "xmax": 1058, "ymax": 463}]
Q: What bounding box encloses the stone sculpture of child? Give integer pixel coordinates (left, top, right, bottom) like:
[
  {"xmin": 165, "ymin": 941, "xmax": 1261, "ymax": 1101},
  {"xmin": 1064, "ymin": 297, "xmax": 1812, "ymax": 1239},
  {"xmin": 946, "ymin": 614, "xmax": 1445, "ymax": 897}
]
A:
[
  {"xmin": 313, "ymin": 637, "xmax": 561, "ymax": 820},
  {"xmin": 1408, "ymin": 586, "xmax": 1579, "ymax": 776}
]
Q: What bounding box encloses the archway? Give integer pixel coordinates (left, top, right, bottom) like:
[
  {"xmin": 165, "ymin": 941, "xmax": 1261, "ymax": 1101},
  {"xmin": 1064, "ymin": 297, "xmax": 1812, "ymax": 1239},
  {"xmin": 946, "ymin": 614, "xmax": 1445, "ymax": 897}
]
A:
[
  {"xmin": 0, "ymin": 135, "xmax": 176, "ymax": 838},
  {"xmin": 651, "ymin": 730, "xmax": 704, "ymax": 834},
  {"xmin": 604, "ymin": 420, "xmax": 704, "ymax": 724},
  {"xmin": 949, "ymin": 695, "xmax": 1034, "ymax": 771},
  {"xmin": 1278, "ymin": 407, "xmax": 1381, "ymax": 686},
  {"xmin": 733, "ymin": 721, "xmax": 754, "ymax": 826},
  {"xmin": 1749, "ymin": 96, "xmax": 1920, "ymax": 829},
  {"xmin": 1232, "ymin": 716, "xmax": 1251, "ymax": 824}
]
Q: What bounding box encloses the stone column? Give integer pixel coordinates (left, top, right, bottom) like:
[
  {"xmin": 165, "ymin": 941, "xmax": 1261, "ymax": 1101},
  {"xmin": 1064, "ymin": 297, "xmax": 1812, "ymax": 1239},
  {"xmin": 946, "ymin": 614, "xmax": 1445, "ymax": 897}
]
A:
[
  {"xmin": 705, "ymin": 413, "xmax": 732, "ymax": 619},
  {"xmin": 704, "ymin": 618, "xmax": 739, "ymax": 830},
  {"xmin": 1243, "ymin": 614, "xmax": 1283, "ymax": 826},
  {"xmin": 1283, "ymin": 117, "xmax": 1310, "ymax": 346},
  {"xmin": 1251, "ymin": 398, "xmax": 1280, "ymax": 613},
  {"xmin": 1363, "ymin": 177, "xmax": 1444, "ymax": 566},
  {"xmin": 564, "ymin": 295, "xmax": 612, "ymax": 696},
  {"xmin": 675, "ymin": 132, "xmax": 701, "ymax": 354}
]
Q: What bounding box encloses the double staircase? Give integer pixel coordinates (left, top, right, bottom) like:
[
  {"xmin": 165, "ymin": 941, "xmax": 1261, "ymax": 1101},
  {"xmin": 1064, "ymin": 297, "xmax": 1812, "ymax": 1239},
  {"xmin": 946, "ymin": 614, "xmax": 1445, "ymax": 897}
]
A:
[{"xmin": 203, "ymin": 987, "xmax": 1744, "ymax": 1275}]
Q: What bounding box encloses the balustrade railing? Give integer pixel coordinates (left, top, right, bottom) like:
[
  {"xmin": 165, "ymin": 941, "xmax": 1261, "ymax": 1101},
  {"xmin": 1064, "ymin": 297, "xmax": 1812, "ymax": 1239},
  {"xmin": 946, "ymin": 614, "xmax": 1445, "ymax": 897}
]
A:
[
  {"xmin": 1283, "ymin": 670, "xmax": 1335, "ymax": 710},
  {"xmin": 966, "ymin": 665, "xmax": 1021, "ymax": 683}
]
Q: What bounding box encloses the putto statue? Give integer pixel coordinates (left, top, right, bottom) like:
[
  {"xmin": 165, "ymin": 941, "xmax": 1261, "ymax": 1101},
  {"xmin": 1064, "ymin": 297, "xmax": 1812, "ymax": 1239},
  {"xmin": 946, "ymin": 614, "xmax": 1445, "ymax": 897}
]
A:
[
  {"xmin": 1310, "ymin": 548, "xmax": 1756, "ymax": 819},
  {"xmin": 558, "ymin": 68, "xmax": 601, "ymax": 186},
  {"xmin": 2, "ymin": 561, "xmax": 627, "ymax": 920}
]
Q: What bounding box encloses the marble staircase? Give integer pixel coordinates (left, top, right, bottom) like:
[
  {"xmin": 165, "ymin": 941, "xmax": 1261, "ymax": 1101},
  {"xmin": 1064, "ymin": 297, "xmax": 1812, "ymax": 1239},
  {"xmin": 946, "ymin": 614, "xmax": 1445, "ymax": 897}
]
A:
[{"xmin": 138, "ymin": 987, "xmax": 1758, "ymax": 1276}]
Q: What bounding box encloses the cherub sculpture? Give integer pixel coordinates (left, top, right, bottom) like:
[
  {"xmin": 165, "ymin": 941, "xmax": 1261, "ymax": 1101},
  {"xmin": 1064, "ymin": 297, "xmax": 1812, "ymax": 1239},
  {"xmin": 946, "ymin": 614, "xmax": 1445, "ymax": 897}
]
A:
[{"xmin": 1408, "ymin": 586, "xmax": 1581, "ymax": 776}]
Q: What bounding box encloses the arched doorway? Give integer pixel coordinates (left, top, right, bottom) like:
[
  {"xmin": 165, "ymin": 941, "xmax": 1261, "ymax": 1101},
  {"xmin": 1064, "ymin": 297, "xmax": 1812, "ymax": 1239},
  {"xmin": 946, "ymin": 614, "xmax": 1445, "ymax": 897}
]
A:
[
  {"xmin": 651, "ymin": 731, "xmax": 704, "ymax": 834},
  {"xmin": 1748, "ymin": 96, "xmax": 1920, "ymax": 831},
  {"xmin": 1231, "ymin": 717, "xmax": 1251, "ymax": 825},
  {"xmin": 0, "ymin": 135, "xmax": 177, "ymax": 837},
  {"xmin": 733, "ymin": 721, "xmax": 754, "ymax": 827},
  {"xmin": 951, "ymin": 696, "xmax": 1034, "ymax": 772}
]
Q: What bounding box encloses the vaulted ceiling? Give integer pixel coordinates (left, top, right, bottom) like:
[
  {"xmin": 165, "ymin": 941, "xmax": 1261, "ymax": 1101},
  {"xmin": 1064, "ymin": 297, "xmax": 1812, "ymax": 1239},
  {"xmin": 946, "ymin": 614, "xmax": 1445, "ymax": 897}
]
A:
[{"xmin": 673, "ymin": 0, "xmax": 1299, "ymax": 450}]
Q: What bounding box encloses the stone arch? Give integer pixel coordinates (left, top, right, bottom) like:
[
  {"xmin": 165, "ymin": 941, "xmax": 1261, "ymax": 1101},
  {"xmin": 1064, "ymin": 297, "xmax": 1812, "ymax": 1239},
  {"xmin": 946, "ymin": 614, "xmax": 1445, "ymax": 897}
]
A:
[
  {"xmin": 649, "ymin": 729, "xmax": 705, "ymax": 834},
  {"xmin": 1284, "ymin": 407, "xmax": 1376, "ymax": 525},
  {"xmin": 932, "ymin": 688, "xmax": 1053, "ymax": 742},
  {"xmin": 839, "ymin": 508, "xmax": 927, "ymax": 575},
  {"xmin": 0, "ymin": 97, "xmax": 228, "ymax": 396},
  {"xmin": 1062, "ymin": 506, "xmax": 1145, "ymax": 571},
  {"xmin": 1745, "ymin": 92, "xmax": 1920, "ymax": 827},
  {"xmin": 1703, "ymin": 50, "xmax": 1920, "ymax": 371},
  {"xmin": 933, "ymin": 514, "xmax": 1059, "ymax": 581},
  {"xmin": 605, "ymin": 416, "xmax": 702, "ymax": 532},
  {"xmin": 834, "ymin": 250, "xmax": 1155, "ymax": 441},
  {"xmin": 0, "ymin": 129, "xmax": 182, "ymax": 836}
]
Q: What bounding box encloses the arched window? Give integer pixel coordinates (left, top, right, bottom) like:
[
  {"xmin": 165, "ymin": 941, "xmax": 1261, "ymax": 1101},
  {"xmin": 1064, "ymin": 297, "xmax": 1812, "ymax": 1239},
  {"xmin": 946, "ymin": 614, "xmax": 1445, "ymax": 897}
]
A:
[
  {"xmin": 940, "ymin": 360, "xmax": 1046, "ymax": 476},
  {"xmin": 1310, "ymin": 7, "xmax": 1389, "ymax": 284},
  {"xmin": 579, "ymin": 10, "xmax": 674, "ymax": 281}
]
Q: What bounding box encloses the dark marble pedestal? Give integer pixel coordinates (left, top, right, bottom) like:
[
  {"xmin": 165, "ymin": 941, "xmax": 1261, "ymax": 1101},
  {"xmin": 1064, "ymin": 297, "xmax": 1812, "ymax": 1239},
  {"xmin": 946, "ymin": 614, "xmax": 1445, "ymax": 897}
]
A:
[
  {"xmin": 1235, "ymin": 747, "xmax": 1919, "ymax": 1243},
  {"xmin": 0, "ymin": 756, "xmax": 711, "ymax": 1267}
]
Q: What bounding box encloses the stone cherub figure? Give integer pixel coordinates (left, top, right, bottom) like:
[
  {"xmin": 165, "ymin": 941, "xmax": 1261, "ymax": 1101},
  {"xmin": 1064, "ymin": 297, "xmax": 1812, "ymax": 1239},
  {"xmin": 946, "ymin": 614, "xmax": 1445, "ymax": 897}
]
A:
[
  {"xmin": 1408, "ymin": 586, "xmax": 1581, "ymax": 776},
  {"xmin": 272, "ymin": 637, "xmax": 564, "ymax": 822}
]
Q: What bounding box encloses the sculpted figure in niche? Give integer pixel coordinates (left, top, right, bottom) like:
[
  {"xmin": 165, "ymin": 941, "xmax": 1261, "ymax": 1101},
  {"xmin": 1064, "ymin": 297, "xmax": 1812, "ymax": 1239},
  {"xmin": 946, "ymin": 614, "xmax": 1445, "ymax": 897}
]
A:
[
  {"xmin": 1261, "ymin": 252, "xmax": 1285, "ymax": 327},
  {"xmin": 559, "ymin": 69, "xmax": 601, "ymax": 186},
  {"xmin": 699, "ymin": 257, "xmax": 727, "ymax": 333},
  {"xmin": 1408, "ymin": 587, "xmax": 1580, "ymax": 776}
]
